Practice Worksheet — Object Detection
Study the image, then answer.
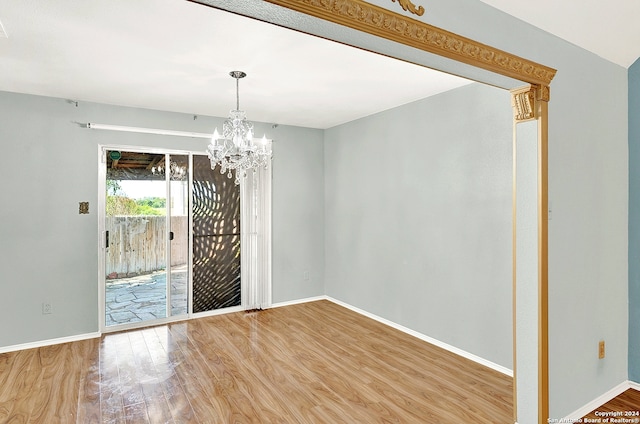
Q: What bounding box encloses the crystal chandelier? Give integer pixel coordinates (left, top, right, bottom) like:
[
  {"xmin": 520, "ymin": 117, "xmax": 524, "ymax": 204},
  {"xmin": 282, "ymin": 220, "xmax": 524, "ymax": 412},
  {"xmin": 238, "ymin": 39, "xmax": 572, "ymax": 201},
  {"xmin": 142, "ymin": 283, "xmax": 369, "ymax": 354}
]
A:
[{"xmin": 207, "ymin": 71, "xmax": 272, "ymax": 185}]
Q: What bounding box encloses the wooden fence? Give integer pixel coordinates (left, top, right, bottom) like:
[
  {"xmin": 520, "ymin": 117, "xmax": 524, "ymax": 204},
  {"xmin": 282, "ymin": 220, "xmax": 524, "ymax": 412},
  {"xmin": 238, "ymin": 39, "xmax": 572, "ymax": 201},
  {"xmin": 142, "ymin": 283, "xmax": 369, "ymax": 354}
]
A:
[{"xmin": 105, "ymin": 216, "xmax": 189, "ymax": 278}]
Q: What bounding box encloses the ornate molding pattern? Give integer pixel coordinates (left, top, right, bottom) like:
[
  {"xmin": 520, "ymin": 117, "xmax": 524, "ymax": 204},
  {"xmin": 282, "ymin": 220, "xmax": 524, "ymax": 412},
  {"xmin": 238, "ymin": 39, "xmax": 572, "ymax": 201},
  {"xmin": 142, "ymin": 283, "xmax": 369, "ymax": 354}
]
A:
[
  {"xmin": 262, "ymin": 0, "xmax": 557, "ymax": 87},
  {"xmin": 511, "ymin": 84, "xmax": 550, "ymax": 121},
  {"xmin": 391, "ymin": 0, "xmax": 424, "ymax": 16},
  {"xmin": 511, "ymin": 86, "xmax": 536, "ymax": 122},
  {"xmin": 536, "ymin": 84, "xmax": 551, "ymax": 102}
]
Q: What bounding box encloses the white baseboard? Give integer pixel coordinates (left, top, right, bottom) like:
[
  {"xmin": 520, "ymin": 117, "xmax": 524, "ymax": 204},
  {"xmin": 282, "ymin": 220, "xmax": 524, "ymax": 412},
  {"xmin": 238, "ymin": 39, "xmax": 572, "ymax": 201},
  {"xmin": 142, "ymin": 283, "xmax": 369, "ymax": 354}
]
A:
[
  {"xmin": 271, "ymin": 295, "xmax": 328, "ymax": 309},
  {"xmin": 324, "ymin": 296, "xmax": 513, "ymax": 377},
  {"xmin": 562, "ymin": 380, "xmax": 638, "ymax": 420},
  {"xmin": 0, "ymin": 332, "xmax": 101, "ymax": 354},
  {"xmin": 270, "ymin": 295, "xmax": 512, "ymax": 377}
]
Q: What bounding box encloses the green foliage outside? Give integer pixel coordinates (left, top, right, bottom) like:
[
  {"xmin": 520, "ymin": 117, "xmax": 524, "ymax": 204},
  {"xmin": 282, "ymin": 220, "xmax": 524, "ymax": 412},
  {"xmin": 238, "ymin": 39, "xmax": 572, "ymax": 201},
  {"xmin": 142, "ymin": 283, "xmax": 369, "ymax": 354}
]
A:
[
  {"xmin": 136, "ymin": 197, "xmax": 166, "ymax": 209},
  {"xmin": 134, "ymin": 203, "xmax": 165, "ymax": 216},
  {"xmin": 106, "ymin": 180, "xmax": 166, "ymax": 216},
  {"xmin": 106, "ymin": 195, "xmax": 138, "ymax": 216}
]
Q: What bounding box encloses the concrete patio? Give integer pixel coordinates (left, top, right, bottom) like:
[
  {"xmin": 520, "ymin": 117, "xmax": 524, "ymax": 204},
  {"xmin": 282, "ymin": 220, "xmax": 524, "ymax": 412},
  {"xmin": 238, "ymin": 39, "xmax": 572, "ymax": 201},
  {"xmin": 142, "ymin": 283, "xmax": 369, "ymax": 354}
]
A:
[{"xmin": 105, "ymin": 266, "xmax": 187, "ymax": 327}]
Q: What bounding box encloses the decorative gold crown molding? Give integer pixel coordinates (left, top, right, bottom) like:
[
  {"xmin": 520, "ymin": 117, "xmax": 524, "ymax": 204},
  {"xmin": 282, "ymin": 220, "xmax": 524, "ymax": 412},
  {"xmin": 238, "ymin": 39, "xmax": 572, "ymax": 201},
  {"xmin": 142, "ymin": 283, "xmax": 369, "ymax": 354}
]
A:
[
  {"xmin": 391, "ymin": 0, "xmax": 424, "ymax": 16},
  {"xmin": 263, "ymin": 0, "xmax": 556, "ymax": 87}
]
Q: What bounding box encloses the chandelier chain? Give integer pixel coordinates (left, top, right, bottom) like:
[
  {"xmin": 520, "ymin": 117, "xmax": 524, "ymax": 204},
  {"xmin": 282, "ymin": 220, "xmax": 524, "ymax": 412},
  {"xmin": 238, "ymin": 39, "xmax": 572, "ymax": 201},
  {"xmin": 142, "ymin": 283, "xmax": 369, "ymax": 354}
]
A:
[{"xmin": 236, "ymin": 76, "xmax": 240, "ymax": 110}]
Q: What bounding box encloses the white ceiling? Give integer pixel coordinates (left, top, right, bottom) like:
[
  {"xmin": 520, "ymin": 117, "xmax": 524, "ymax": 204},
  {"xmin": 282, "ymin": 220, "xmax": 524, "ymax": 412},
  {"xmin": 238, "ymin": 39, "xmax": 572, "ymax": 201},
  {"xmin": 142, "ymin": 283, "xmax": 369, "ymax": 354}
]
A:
[
  {"xmin": 478, "ymin": 0, "xmax": 640, "ymax": 68},
  {"xmin": 0, "ymin": 0, "xmax": 474, "ymax": 130},
  {"xmin": 0, "ymin": 0, "xmax": 637, "ymax": 130}
]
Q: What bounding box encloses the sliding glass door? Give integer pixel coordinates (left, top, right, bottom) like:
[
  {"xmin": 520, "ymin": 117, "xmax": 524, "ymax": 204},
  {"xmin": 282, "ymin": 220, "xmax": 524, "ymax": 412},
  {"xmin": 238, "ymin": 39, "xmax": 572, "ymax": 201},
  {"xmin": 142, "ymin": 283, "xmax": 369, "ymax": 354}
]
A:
[{"xmin": 100, "ymin": 148, "xmax": 250, "ymax": 331}]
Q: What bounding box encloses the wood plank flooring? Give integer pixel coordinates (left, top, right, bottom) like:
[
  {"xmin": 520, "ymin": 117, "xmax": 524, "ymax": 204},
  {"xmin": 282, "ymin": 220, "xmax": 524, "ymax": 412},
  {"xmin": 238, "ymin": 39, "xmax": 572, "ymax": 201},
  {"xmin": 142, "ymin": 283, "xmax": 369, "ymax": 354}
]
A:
[
  {"xmin": 581, "ymin": 389, "xmax": 640, "ymax": 422},
  {"xmin": 0, "ymin": 300, "xmax": 513, "ymax": 423}
]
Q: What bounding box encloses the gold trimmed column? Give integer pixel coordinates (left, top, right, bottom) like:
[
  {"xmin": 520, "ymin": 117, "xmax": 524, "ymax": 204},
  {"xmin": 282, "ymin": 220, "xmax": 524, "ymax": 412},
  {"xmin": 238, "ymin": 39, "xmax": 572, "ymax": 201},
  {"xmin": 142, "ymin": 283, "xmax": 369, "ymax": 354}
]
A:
[
  {"xmin": 511, "ymin": 84, "xmax": 550, "ymax": 424},
  {"xmin": 536, "ymin": 84, "xmax": 550, "ymax": 424}
]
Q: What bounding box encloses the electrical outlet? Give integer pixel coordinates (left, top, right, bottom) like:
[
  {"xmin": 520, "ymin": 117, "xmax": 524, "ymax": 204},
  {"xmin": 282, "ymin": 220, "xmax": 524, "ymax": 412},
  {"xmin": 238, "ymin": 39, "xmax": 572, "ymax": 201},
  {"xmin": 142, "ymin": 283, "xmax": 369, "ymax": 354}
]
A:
[
  {"xmin": 303, "ymin": 271, "xmax": 310, "ymax": 281},
  {"xmin": 42, "ymin": 302, "xmax": 52, "ymax": 315},
  {"xmin": 599, "ymin": 340, "xmax": 605, "ymax": 359}
]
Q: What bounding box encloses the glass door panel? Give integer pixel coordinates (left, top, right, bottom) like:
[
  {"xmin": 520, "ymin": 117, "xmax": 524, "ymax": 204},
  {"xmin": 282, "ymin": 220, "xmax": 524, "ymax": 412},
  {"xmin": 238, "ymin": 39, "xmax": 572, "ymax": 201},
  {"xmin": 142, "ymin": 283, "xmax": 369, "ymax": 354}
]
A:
[
  {"xmin": 169, "ymin": 154, "xmax": 189, "ymax": 316},
  {"xmin": 105, "ymin": 150, "xmax": 168, "ymax": 327},
  {"xmin": 192, "ymin": 155, "xmax": 241, "ymax": 313}
]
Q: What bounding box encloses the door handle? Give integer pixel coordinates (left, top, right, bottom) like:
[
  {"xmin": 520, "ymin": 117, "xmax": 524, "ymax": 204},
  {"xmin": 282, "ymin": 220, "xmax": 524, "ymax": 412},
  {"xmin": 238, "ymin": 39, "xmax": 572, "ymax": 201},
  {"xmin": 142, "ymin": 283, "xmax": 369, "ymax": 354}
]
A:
[
  {"xmin": 105, "ymin": 230, "xmax": 109, "ymax": 248},
  {"xmin": 170, "ymin": 231, "xmax": 174, "ymax": 241}
]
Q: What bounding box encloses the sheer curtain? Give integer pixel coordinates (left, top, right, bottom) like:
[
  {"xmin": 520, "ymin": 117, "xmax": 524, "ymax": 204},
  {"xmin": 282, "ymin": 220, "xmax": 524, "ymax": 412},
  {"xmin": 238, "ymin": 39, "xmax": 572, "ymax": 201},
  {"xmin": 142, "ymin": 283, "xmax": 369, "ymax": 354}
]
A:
[{"xmin": 240, "ymin": 165, "xmax": 272, "ymax": 310}]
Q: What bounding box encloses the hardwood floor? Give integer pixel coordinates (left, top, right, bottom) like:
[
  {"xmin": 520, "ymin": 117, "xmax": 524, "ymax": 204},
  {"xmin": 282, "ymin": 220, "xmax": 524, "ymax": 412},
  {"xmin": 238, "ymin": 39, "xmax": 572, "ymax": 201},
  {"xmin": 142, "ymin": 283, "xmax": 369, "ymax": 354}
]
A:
[
  {"xmin": 581, "ymin": 389, "xmax": 640, "ymax": 421},
  {"xmin": 0, "ymin": 300, "xmax": 513, "ymax": 423}
]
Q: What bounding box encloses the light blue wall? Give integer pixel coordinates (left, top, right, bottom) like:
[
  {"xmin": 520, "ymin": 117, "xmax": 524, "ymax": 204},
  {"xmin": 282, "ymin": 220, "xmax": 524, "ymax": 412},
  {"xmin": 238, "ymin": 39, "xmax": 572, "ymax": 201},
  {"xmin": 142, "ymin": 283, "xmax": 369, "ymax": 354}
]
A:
[
  {"xmin": 0, "ymin": 90, "xmax": 325, "ymax": 348},
  {"xmin": 324, "ymin": 83, "xmax": 514, "ymax": 369},
  {"xmin": 271, "ymin": 124, "xmax": 325, "ymax": 303},
  {"xmin": 629, "ymin": 57, "xmax": 640, "ymax": 382}
]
